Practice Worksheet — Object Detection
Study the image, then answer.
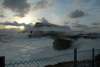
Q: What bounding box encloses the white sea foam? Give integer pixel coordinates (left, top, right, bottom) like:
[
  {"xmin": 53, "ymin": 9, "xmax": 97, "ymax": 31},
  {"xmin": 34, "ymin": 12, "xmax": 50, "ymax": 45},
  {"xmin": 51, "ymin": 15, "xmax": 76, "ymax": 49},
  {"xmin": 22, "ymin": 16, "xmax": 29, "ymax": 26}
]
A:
[
  {"xmin": 0, "ymin": 33, "xmax": 100, "ymax": 63},
  {"xmin": 0, "ymin": 22, "xmax": 100, "ymax": 63}
]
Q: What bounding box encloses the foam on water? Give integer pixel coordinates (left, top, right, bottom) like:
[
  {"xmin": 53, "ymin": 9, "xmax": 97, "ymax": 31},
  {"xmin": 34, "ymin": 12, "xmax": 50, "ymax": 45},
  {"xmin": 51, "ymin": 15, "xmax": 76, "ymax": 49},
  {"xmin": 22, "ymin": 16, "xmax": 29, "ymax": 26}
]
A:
[{"xmin": 0, "ymin": 34, "xmax": 100, "ymax": 63}]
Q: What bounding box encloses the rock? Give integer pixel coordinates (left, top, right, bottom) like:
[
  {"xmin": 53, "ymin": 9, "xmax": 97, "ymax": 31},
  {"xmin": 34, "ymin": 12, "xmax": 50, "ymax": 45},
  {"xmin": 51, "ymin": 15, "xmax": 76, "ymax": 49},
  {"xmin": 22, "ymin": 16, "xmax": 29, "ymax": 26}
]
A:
[
  {"xmin": 44, "ymin": 31, "xmax": 67, "ymax": 38},
  {"xmin": 53, "ymin": 38, "xmax": 73, "ymax": 50},
  {"xmin": 32, "ymin": 22, "xmax": 74, "ymax": 38},
  {"xmin": 30, "ymin": 30, "xmax": 67, "ymax": 38},
  {"xmin": 28, "ymin": 35, "xmax": 32, "ymax": 38},
  {"xmin": 95, "ymin": 54, "xmax": 100, "ymax": 67},
  {"xmin": 95, "ymin": 54, "xmax": 100, "ymax": 62}
]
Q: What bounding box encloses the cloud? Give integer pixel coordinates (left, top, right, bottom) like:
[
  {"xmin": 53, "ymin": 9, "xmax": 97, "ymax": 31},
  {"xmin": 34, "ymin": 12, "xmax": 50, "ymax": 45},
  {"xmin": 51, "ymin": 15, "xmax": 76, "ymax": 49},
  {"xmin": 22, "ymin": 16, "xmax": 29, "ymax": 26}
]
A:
[
  {"xmin": 38, "ymin": 17, "xmax": 49, "ymax": 23},
  {"xmin": 73, "ymin": 24, "xmax": 89, "ymax": 30},
  {"xmin": 0, "ymin": 3, "xmax": 5, "ymax": 18},
  {"xmin": 72, "ymin": 21, "xmax": 100, "ymax": 31},
  {"xmin": 0, "ymin": 21, "xmax": 20, "ymax": 26},
  {"xmin": 2, "ymin": 0, "xmax": 30, "ymax": 17},
  {"xmin": 0, "ymin": 15, "xmax": 5, "ymax": 18},
  {"xmin": 66, "ymin": 10, "xmax": 87, "ymax": 18},
  {"xmin": 33, "ymin": 0, "xmax": 54, "ymax": 10},
  {"xmin": 64, "ymin": 21, "xmax": 70, "ymax": 25},
  {"xmin": 90, "ymin": 0, "xmax": 100, "ymax": 6},
  {"xmin": 71, "ymin": 0, "xmax": 84, "ymax": 7},
  {"xmin": 72, "ymin": 23, "xmax": 100, "ymax": 32},
  {"xmin": 0, "ymin": 21, "xmax": 33, "ymax": 30},
  {"xmin": 92, "ymin": 22, "xmax": 100, "ymax": 25},
  {"xmin": 13, "ymin": 14, "xmax": 25, "ymax": 18}
]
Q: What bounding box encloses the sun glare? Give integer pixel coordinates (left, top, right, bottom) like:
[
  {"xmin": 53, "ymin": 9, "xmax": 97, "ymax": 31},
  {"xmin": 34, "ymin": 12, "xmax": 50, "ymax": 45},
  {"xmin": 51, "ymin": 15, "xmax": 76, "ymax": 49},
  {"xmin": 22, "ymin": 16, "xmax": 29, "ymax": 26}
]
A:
[
  {"xmin": 19, "ymin": 26, "xmax": 25, "ymax": 30},
  {"xmin": 17, "ymin": 15, "xmax": 33, "ymax": 24},
  {"xmin": 5, "ymin": 26, "xmax": 17, "ymax": 29},
  {"xmin": 18, "ymin": 17, "xmax": 29, "ymax": 24},
  {"xmin": 17, "ymin": 15, "xmax": 38, "ymax": 24}
]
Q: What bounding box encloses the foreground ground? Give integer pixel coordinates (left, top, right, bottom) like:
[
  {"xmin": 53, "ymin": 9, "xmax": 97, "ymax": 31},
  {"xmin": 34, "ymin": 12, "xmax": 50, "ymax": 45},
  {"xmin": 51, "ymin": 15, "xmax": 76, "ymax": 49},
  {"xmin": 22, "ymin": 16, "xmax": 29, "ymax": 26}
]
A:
[{"xmin": 45, "ymin": 60, "xmax": 95, "ymax": 67}]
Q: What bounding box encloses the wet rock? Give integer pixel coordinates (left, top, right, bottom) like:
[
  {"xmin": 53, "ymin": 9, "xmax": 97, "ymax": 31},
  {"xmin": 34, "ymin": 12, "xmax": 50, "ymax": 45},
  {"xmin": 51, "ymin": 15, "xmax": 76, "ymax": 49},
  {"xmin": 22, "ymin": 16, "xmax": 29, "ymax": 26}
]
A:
[
  {"xmin": 28, "ymin": 35, "xmax": 32, "ymax": 38},
  {"xmin": 95, "ymin": 54, "xmax": 100, "ymax": 67},
  {"xmin": 53, "ymin": 38, "xmax": 73, "ymax": 50}
]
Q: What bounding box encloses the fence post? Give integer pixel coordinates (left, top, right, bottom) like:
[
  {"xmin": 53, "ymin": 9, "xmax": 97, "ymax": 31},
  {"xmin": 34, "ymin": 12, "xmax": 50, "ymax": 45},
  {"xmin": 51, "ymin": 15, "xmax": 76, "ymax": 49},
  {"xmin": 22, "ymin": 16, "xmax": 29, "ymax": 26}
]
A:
[
  {"xmin": 0, "ymin": 56, "xmax": 5, "ymax": 67},
  {"xmin": 92, "ymin": 48, "xmax": 94, "ymax": 67},
  {"xmin": 74, "ymin": 48, "xmax": 77, "ymax": 67}
]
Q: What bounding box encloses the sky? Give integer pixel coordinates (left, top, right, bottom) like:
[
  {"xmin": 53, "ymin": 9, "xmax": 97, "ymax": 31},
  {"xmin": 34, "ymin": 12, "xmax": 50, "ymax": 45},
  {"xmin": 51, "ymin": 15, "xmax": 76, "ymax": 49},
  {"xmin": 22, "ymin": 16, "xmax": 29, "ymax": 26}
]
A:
[{"xmin": 0, "ymin": 0, "xmax": 100, "ymax": 34}]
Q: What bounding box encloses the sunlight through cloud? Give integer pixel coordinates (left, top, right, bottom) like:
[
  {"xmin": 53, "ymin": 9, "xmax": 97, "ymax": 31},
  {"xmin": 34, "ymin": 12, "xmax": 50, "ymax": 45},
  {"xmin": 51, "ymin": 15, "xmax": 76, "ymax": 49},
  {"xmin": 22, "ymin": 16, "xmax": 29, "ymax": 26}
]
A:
[{"xmin": 19, "ymin": 26, "xmax": 25, "ymax": 30}]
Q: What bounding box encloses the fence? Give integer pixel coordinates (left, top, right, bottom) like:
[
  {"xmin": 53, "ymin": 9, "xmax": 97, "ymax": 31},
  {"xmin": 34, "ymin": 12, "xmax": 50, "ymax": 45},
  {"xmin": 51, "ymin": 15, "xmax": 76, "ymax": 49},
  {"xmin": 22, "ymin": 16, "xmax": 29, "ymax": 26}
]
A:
[{"xmin": 0, "ymin": 48, "xmax": 100, "ymax": 67}]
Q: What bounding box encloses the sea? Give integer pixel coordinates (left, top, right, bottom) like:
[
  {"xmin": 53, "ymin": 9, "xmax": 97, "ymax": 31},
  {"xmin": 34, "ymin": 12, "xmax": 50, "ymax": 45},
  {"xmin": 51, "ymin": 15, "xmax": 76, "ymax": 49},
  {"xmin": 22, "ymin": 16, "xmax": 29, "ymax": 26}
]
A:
[{"xmin": 0, "ymin": 33, "xmax": 100, "ymax": 63}]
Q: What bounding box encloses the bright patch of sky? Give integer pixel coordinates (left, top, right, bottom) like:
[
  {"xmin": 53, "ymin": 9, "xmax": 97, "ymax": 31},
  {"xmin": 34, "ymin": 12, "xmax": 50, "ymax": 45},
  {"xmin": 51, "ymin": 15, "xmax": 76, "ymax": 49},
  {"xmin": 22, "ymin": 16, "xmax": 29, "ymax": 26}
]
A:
[{"xmin": 0, "ymin": 0, "xmax": 100, "ymax": 32}]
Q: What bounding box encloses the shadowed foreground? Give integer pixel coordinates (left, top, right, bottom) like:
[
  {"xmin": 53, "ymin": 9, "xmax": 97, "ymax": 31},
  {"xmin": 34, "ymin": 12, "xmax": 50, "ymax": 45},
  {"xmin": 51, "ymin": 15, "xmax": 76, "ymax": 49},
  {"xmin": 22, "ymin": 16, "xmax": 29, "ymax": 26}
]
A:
[{"xmin": 45, "ymin": 60, "xmax": 92, "ymax": 67}]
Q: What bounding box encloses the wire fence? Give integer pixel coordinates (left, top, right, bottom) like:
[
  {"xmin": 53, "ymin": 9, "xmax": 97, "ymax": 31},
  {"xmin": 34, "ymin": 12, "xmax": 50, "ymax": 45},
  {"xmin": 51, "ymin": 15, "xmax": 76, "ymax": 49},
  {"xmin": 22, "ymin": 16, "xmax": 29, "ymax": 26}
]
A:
[
  {"xmin": 5, "ymin": 52, "xmax": 74, "ymax": 67},
  {"xmin": 0, "ymin": 48, "xmax": 100, "ymax": 67}
]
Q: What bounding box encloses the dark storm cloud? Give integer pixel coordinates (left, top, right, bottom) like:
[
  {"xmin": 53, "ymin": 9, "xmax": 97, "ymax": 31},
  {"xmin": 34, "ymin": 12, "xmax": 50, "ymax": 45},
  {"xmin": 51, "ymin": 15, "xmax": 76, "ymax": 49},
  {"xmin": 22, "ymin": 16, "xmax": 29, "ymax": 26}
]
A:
[
  {"xmin": 0, "ymin": 15, "xmax": 5, "ymax": 18},
  {"xmin": 2, "ymin": 0, "xmax": 30, "ymax": 17},
  {"xmin": 92, "ymin": 22, "xmax": 100, "ymax": 25},
  {"xmin": 0, "ymin": 21, "xmax": 20, "ymax": 26},
  {"xmin": 71, "ymin": 21, "xmax": 95, "ymax": 30},
  {"xmin": 73, "ymin": 23, "xmax": 99, "ymax": 30},
  {"xmin": 33, "ymin": 0, "xmax": 54, "ymax": 10},
  {"xmin": 0, "ymin": 21, "xmax": 32, "ymax": 27},
  {"xmin": 73, "ymin": 24, "xmax": 89, "ymax": 29},
  {"xmin": 67, "ymin": 10, "xmax": 87, "ymax": 18},
  {"xmin": 91, "ymin": 0, "xmax": 100, "ymax": 6},
  {"xmin": 0, "ymin": 21, "xmax": 34, "ymax": 30}
]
